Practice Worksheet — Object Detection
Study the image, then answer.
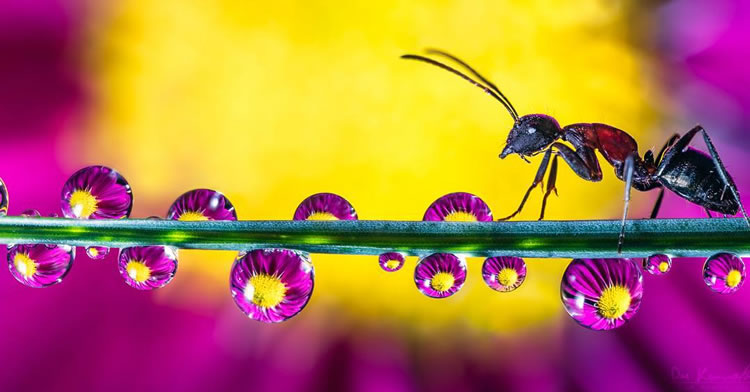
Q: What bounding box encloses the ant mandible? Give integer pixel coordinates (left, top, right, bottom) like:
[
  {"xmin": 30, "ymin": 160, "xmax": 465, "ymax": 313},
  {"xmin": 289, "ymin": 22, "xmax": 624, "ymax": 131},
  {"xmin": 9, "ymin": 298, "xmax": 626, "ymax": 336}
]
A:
[{"xmin": 401, "ymin": 49, "xmax": 749, "ymax": 253}]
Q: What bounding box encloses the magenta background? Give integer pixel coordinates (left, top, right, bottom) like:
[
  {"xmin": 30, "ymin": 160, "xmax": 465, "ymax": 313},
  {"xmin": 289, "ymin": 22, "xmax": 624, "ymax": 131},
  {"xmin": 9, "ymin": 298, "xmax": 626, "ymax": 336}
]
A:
[{"xmin": 1, "ymin": 1, "xmax": 750, "ymax": 391}]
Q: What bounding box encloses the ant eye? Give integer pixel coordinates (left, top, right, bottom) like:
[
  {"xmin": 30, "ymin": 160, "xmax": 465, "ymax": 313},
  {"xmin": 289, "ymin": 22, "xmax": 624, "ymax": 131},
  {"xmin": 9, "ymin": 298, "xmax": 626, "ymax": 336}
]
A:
[{"xmin": 528, "ymin": 127, "xmax": 536, "ymax": 134}]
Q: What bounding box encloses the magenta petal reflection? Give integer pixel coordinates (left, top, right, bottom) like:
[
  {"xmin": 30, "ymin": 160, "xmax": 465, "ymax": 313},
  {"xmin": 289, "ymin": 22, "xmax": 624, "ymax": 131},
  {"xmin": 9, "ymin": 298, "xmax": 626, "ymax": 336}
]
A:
[
  {"xmin": 644, "ymin": 254, "xmax": 672, "ymax": 276},
  {"xmin": 379, "ymin": 252, "xmax": 405, "ymax": 272},
  {"xmin": 60, "ymin": 166, "xmax": 133, "ymax": 220},
  {"xmin": 561, "ymin": 258, "xmax": 643, "ymax": 331},
  {"xmin": 482, "ymin": 256, "xmax": 526, "ymax": 292},
  {"xmin": 703, "ymin": 252, "xmax": 745, "ymax": 294},
  {"xmin": 8, "ymin": 244, "xmax": 74, "ymax": 288},
  {"xmin": 230, "ymin": 249, "xmax": 314, "ymax": 323},
  {"xmin": 293, "ymin": 193, "xmax": 357, "ymax": 221},
  {"xmin": 167, "ymin": 189, "xmax": 237, "ymax": 221},
  {"xmin": 414, "ymin": 253, "xmax": 467, "ymax": 298},
  {"xmin": 423, "ymin": 192, "xmax": 492, "ymax": 222},
  {"xmin": 118, "ymin": 246, "xmax": 178, "ymax": 290}
]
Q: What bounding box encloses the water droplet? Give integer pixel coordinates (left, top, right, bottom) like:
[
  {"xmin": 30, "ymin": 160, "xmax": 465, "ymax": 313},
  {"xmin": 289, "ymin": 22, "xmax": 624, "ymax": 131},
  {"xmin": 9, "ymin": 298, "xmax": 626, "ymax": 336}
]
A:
[
  {"xmin": 20, "ymin": 209, "xmax": 40, "ymax": 217},
  {"xmin": 118, "ymin": 246, "xmax": 177, "ymax": 290},
  {"xmin": 86, "ymin": 246, "xmax": 110, "ymax": 260},
  {"xmin": 561, "ymin": 258, "xmax": 643, "ymax": 330},
  {"xmin": 230, "ymin": 249, "xmax": 314, "ymax": 323},
  {"xmin": 482, "ymin": 256, "xmax": 526, "ymax": 292},
  {"xmin": 167, "ymin": 189, "xmax": 237, "ymax": 221},
  {"xmin": 414, "ymin": 253, "xmax": 467, "ymax": 298},
  {"xmin": 703, "ymin": 252, "xmax": 745, "ymax": 294},
  {"xmin": 643, "ymin": 254, "xmax": 672, "ymax": 276},
  {"xmin": 0, "ymin": 177, "xmax": 8, "ymax": 216},
  {"xmin": 8, "ymin": 244, "xmax": 74, "ymax": 288},
  {"xmin": 423, "ymin": 192, "xmax": 492, "ymax": 222},
  {"xmin": 293, "ymin": 193, "xmax": 357, "ymax": 220},
  {"xmin": 61, "ymin": 166, "xmax": 132, "ymax": 220},
  {"xmin": 379, "ymin": 252, "xmax": 405, "ymax": 272}
]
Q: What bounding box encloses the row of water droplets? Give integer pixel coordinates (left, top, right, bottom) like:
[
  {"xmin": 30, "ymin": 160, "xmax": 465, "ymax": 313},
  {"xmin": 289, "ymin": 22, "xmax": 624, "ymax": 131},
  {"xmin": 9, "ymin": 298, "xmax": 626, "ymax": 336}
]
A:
[{"xmin": 0, "ymin": 166, "xmax": 745, "ymax": 328}]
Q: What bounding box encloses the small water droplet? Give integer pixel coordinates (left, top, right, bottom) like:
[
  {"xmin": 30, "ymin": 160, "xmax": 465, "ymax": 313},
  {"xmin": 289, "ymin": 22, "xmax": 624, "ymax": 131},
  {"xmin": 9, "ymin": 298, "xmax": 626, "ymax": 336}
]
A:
[
  {"xmin": 293, "ymin": 193, "xmax": 357, "ymax": 221},
  {"xmin": 423, "ymin": 192, "xmax": 492, "ymax": 222},
  {"xmin": 167, "ymin": 189, "xmax": 237, "ymax": 221},
  {"xmin": 86, "ymin": 246, "xmax": 110, "ymax": 260},
  {"xmin": 561, "ymin": 258, "xmax": 643, "ymax": 330},
  {"xmin": 0, "ymin": 177, "xmax": 8, "ymax": 216},
  {"xmin": 482, "ymin": 256, "xmax": 526, "ymax": 292},
  {"xmin": 379, "ymin": 252, "xmax": 405, "ymax": 272},
  {"xmin": 643, "ymin": 254, "xmax": 672, "ymax": 276},
  {"xmin": 703, "ymin": 252, "xmax": 745, "ymax": 294},
  {"xmin": 414, "ymin": 253, "xmax": 466, "ymax": 298},
  {"xmin": 118, "ymin": 246, "xmax": 177, "ymax": 290}
]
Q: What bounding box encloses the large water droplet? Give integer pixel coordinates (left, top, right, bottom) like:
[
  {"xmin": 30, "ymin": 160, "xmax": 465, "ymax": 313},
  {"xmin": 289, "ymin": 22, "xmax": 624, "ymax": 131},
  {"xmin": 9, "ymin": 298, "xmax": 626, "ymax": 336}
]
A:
[
  {"xmin": 230, "ymin": 249, "xmax": 314, "ymax": 323},
  {"xmin": 561, "ymin": 258, "xmax": 643, "ymax": 330},
  {"xmin": 61, "ymin": 166, "xmax": 132, "ymax": 220},
  {"xmin": 703, "ymin": 252, "xmax": 745, "ymax": 294},
  {"xmin": 118, "ymin": 246, "xmax": 177, "ymax": 290},
  {"xmin": 8, "ymin": 244, "xmax": 74, "ymax": 288},
  {"xmin": 414, "ymin": 253, "xmax": 467, "ymax": 298}
]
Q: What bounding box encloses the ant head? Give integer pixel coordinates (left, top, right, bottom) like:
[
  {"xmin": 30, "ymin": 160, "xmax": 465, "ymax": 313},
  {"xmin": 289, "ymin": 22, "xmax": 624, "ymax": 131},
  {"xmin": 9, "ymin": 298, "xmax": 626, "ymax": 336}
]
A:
[{"xmin": 500, "ymin": 114, "xmax": 561, "ymax": 159}]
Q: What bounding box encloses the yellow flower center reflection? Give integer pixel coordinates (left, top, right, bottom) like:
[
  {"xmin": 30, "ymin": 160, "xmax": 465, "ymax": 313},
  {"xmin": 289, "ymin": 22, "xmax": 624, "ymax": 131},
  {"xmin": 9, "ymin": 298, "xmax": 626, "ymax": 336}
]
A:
[
  {"xmin": 178, "ymin": 211, "xmax": 209, "ymax": 221},
  {"xmin": 14, "ymin": 253, "xmax": 37, "ymax": 279},
  {"xmin": 726, "ymin": 269, "xmax": 742, "ymax": 288},
  {"xmin": 69, "ymin": 189, "xmax": 99, "ymax": 218},
  {"xmin": 444, "ymin": 211, "xmax": 477, "ymax": 222},
  {"xmin": 247, "ymin": 274, "xmax": 287, "ymax": 308},
  {"xmin": 597, "ymin": 285, "xmax": 631, "ymax": 320},
  {"xmin": 126, "ymin": 260, "xmax": 151, "ymax": 283},
  {"xmin": 497, "ymin": 268, "xmax": 518, "ymax": 287},
  {"xmin": 306, "ymin": 212, "xmax": 338, "ymax": 221},
  {"xmin": 384, "ymin": 259, "xmax": 401, "ymax": 270},
  {"xmin": 430, "ymin": 272, "xmax": 455, "ymax": 292},
  {"xmin": 658, "ymin": 261, "xmax": 669, "ymax": 273}
]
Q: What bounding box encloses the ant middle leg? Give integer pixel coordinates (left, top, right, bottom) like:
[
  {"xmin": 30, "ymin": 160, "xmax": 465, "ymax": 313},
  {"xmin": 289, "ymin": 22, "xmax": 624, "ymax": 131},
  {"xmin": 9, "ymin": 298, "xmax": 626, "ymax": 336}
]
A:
[
  {"xmin": 539, "ymin": 154, "xmax": 559, "ymax": 220},
  {"xmin": 648, "ymin": 134, "xmax": 680, "ymax": 219}
]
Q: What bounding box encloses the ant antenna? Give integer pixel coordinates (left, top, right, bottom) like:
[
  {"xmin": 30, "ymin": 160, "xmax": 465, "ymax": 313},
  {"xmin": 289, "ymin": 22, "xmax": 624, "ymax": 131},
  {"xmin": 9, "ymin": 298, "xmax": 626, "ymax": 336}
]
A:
[
  {"xmin": 424, "ymin": 49, "xmax": 519, "ymax": 119},
  {"xmin": 401, "ymin": 54, "xmax": 519, "ymax": 122}
]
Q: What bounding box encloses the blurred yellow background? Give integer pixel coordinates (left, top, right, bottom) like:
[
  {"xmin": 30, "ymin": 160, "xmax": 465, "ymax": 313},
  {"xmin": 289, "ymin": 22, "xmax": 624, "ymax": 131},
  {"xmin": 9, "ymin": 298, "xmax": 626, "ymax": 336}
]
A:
[{"xmin": 77, "ymin": 0, "xmax": 660, "ymax": 333}]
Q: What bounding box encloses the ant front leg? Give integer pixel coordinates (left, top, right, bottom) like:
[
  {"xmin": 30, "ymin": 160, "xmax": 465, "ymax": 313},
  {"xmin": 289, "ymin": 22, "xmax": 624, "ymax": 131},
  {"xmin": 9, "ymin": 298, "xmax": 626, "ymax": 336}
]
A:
[
  {"xmin": 617, "ymin": 155, "xmax": 635, "ymax": 254},
  {"xmin": 497, "ymin": 149, "xmax": 553, "ymax": 221},
  {"xmin": 538, "ymin": 154, "xmax": 559, "ymax": 220}
]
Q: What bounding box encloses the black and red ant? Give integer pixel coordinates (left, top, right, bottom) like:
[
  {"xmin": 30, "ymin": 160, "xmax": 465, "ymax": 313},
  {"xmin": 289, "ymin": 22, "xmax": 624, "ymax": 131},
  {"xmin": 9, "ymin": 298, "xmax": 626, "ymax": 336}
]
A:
[{"xmin": 401, "ymin": 49, "xmax": 749, "ymax": 252}]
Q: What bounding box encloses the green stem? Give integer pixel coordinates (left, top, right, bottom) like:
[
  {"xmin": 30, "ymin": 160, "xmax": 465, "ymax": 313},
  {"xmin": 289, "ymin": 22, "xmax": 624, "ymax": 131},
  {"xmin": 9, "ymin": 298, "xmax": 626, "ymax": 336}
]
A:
[{"xmin": 1, "ymin": 216, "xmax": 748, "ymax": 258}]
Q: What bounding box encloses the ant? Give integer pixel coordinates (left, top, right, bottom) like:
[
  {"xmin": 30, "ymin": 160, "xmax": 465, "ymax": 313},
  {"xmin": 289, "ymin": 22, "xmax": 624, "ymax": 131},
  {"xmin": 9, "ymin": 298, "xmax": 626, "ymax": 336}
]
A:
[{"xmin": 401, "ymin": 49, "xmax": 749, "ymax": 253}]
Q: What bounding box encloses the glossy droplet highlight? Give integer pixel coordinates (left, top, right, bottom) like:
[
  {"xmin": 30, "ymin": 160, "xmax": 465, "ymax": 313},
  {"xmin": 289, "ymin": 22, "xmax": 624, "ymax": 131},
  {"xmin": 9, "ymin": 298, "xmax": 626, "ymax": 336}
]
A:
[
  {"xmin": 118, "ymin": 246, "xmax": 177, "ymax": 290},
  {"xmin": 561, "ymin": 258, "xmax": 643, "ymax": 330},
  {"xmin": 293, "ymin": 193, "xmax": 357, "ymax": 221},
  {"xmin": 7, "ymin": 244, "xmax": 74, "ymax": 288},
  {"xmin": 0, "ymin": 176, "xmax": 8, "ymax": 216},
  {"xmin": 643, "ymin": 253, "xmax": 672, "ymax": 275},
  {"xmin": 61, "ymin": 166, "xmax": 132, "ymax": 219},
  {"xmin": 703, "ymin": 252, "xmax": 745, "ymax": 294},
  {"xmin": 230, "ymin": 249, "xmax": 314, "ymax": 323},
  {"xmin": 423, "ymin": 192, "xmax": 492, "ymax": 222},
  {"xmin": 379, "ymin": 252, "xmax": 405, "ymax": 272},
  {"xmin": 167, "ymin": 189, "xmax": 237, "ymax": 221},
  {"xmin": 482, "ymin": 256, "xmax": 526, "ymax": 292},
  {"xmin": 414, "ymin": 253, "xmax": 467, "ymax": 298}
]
